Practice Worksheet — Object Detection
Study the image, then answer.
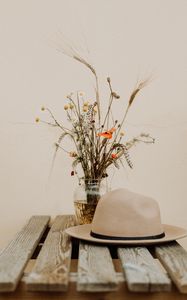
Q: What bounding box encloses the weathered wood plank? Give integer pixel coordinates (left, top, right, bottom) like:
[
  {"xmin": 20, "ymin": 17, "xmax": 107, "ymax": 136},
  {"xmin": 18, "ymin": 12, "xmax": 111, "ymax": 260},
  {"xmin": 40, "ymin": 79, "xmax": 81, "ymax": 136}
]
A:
[
  {"xmin": 77, "ymin": 242, "xmax": 118, "ymax": 292},
  {"xmin": 155, "ymin": 241, "xmax": 187, "ymax": 293},
  {"xmin": 118, "ymin": 246, "xmax": 171, "ymax": 292},
  {"xmin": 26, "ymin": 215, "xmax": 75, "ymax": 291},
  {"xmin": 0, "ymin": 215, "xmax": 50, "ymax": 292}
]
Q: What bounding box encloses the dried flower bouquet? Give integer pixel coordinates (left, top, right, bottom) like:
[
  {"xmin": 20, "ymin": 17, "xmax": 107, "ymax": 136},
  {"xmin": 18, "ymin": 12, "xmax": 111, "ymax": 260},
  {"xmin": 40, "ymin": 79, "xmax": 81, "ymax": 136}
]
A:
[{"xmin": 36, "ymin": 51, "xmax": 155, "ymax": 186}]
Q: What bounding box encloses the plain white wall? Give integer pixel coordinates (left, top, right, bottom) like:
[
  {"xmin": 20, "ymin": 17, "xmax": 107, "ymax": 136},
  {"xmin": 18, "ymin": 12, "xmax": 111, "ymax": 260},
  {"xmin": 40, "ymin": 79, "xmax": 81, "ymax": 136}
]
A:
[{"xmin": 0, "ymin": 0, "xmax": 187, "ymax": 249}]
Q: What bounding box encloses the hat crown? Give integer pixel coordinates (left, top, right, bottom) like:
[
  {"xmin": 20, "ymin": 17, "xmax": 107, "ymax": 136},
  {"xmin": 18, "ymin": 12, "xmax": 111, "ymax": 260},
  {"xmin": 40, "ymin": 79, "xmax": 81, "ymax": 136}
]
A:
[{"xmin": 91, "ymin": 188, "xmax": 164, "ymax": 239}]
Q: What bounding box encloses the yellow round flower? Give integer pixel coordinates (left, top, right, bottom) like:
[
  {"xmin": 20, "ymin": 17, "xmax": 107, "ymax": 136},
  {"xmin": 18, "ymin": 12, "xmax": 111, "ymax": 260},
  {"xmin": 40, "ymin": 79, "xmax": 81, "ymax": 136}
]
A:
[
  {"xmin": 69, "ymin": 103, "xmax": 74, "ymax": 110},
  {"xmin": 83, "ymin": 101, "xmax": 89, "ymax": 106},
  {"xmin": 94, "ymin": 106, "xmax": 97, "ymax": 113},
  {"xmin": 83, "ymin": 106, "xmax": 88, "ymax": 112},
  {"xmin": 64, "ymin": 104, "xmax": 69, "ymax": 110}
]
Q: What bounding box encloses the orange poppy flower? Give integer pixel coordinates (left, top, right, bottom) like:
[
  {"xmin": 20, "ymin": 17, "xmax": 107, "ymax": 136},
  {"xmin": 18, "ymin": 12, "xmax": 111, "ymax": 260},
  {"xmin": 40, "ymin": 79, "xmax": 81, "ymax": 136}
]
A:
[
  {"xmin": 98, "ymin": 131, "xmax": 112, "ymax": 139},
  {"xmin": 98, "ymin": 127, "xmax": 116, "ymax": 139}
]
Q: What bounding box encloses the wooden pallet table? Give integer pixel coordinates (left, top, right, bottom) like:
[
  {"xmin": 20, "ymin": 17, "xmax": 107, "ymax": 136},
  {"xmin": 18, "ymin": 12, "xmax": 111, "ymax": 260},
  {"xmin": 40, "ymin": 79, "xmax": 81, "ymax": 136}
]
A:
[{"xmin": 0, "ymin": 215, "xmax": 187, "ymax": 300}]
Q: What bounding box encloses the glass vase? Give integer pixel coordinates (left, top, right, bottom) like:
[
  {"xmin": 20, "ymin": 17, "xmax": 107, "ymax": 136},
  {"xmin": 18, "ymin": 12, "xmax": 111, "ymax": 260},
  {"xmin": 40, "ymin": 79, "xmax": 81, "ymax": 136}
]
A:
[{"xmin": 74, "ymin": 179, "xmax": 107, "ymax": 225}]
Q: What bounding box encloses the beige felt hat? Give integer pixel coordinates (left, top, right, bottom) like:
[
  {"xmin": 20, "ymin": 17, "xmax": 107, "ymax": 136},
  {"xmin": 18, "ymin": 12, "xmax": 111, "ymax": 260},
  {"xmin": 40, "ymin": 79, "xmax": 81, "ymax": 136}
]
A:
[{"xmin": 66, "ymin": 188, "xmax": 187, "ymax": 245}]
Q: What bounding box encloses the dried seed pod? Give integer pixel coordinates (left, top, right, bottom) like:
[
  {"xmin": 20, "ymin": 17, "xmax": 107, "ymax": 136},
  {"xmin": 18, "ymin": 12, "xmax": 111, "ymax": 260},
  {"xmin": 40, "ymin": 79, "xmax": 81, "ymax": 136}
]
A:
[{"xmin": 112, "ymin": 92, "xmax": 120, "ymax": 99}]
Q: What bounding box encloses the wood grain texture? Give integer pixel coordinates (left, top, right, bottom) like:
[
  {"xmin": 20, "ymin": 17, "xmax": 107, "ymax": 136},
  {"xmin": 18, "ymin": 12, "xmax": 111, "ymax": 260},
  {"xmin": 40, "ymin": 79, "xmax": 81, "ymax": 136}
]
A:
[
  {"xmin": 118, "ymin": 247, "xmax": 171, "ymax": 292},
  {"xmin": 77, "ymin": 242, "xmax": 118, "ymax": 292},
  {"xmin": 0, "ymin": 216, "xmax": 50, "ymax": 292},
  {"xmin": 155, "ymin": 241, "xmax": 187, "ymax": 293},
  {"xmin": 3, "ymin": 277, "xmax": 187, "ymax": 300},
  {"xmin": 26, "ymin": 215, "xmax": 75, "ymax": 291},
  {"xmin": 4, "ymin": 259, "xmax": 187, "ymax": 300}
]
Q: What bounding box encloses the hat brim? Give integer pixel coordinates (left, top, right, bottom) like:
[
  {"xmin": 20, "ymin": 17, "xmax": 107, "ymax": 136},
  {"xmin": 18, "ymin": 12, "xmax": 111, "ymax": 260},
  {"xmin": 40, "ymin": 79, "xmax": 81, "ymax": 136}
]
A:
[{"xmin": 65, "ymin": 224, "xmax": 187, "ymax": 245}]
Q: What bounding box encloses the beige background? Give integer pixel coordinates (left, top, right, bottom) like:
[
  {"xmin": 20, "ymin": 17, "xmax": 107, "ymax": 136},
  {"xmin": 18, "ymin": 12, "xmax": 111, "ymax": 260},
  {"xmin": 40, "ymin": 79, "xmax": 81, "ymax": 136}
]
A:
[{"xmin": 0, "ymin": 0, "xmax": 187, "ymax": 250}]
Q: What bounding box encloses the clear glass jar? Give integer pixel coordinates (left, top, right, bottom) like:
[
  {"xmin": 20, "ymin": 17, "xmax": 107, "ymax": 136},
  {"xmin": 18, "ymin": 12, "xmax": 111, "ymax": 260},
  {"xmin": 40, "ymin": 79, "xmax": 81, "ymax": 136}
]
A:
[{"xmin": 74, "ymin": 179, "xmax": 107, "ymax": 225}]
